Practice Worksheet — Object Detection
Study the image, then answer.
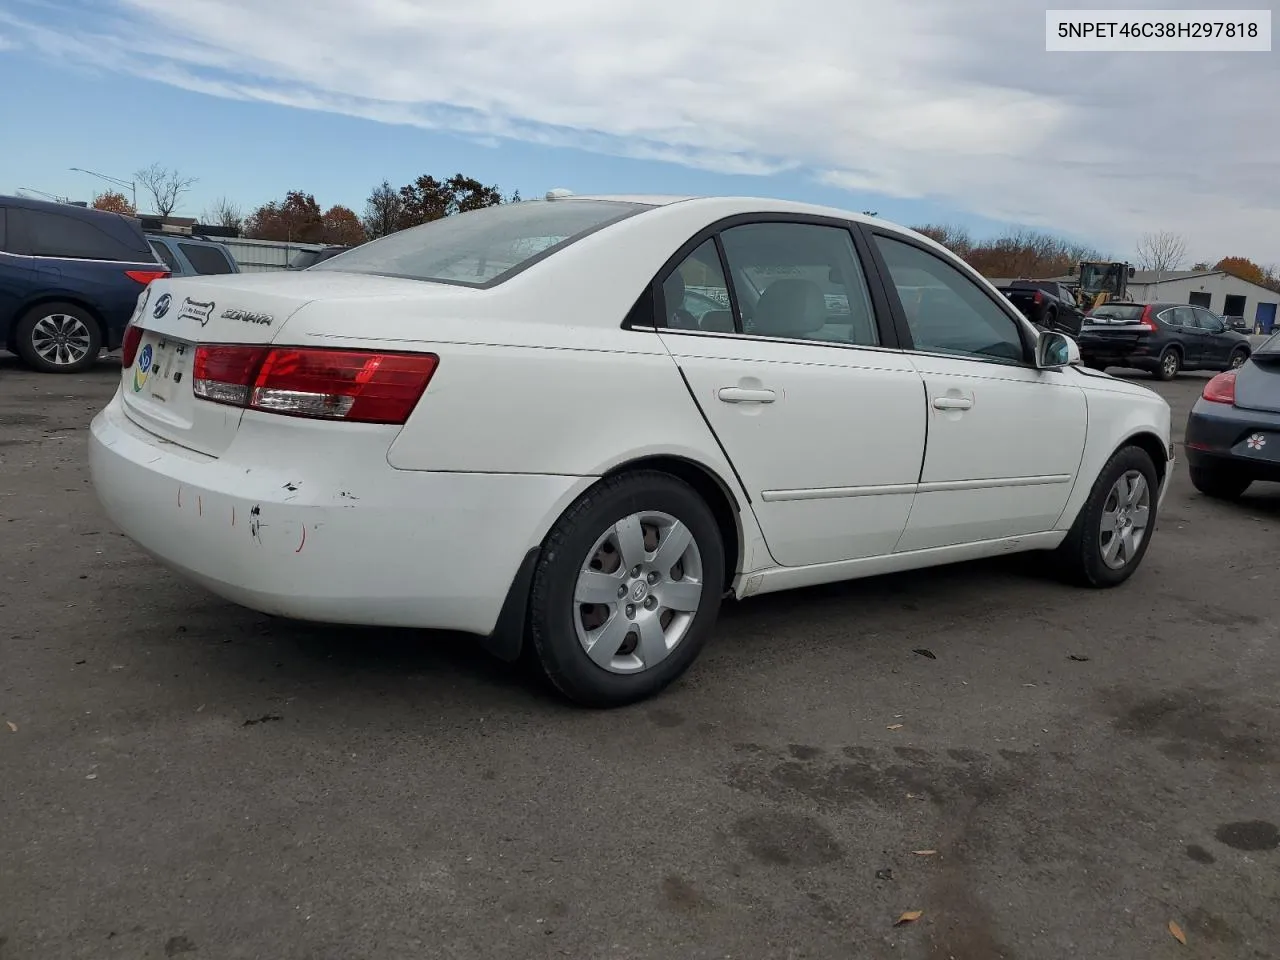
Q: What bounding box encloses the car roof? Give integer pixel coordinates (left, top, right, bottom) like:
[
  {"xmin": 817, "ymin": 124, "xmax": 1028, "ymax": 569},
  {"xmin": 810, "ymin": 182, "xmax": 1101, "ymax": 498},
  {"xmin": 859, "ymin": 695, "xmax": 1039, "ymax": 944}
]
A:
[
  {"xmin": 563, "ymin": 193, "xmax": 897, "ymax": 225},
  {"xmin": 146, "ymin": 233, "xmax": 225, "ymax": 247},
  {"xmin": 0, "ymin": 193, "xmax": 136, "ymax": 225}
]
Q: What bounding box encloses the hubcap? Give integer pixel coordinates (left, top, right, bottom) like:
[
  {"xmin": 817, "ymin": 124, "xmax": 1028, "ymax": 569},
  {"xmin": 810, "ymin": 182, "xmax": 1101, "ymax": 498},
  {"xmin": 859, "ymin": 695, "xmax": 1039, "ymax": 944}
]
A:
[
  {"xmin": 1099, "ymin": 470, "xmax": 1151, "ymax": 570},
  {"xmin": 1163, "ymin": 353, "xmax": 1178, "ymax": 376},
  {"xmin": 1231, "ymin": 352, "xmax": 1245, "ymax": 368},
  {"xmin": 31, "ymin": 314, "xmax": 92, "ymax": 366},
  {"xmin": 573, "ymin": 511, "xmax": 704, "ymax": 674}
]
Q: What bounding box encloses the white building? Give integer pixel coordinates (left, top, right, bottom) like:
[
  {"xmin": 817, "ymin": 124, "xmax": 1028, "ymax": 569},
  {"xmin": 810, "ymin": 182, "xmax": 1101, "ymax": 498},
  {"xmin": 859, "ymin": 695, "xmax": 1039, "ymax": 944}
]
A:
[{"xmin": 1124, "ymin": 270, "xmax": 1278, "ymax": 333}]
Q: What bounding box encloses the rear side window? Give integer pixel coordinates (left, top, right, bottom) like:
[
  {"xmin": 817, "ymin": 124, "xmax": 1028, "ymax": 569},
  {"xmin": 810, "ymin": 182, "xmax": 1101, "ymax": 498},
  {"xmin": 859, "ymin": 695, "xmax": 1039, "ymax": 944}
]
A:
[
  {"xmin": 149, "ymin": 239, "xmax": 181, "ymax": 272},
  {"xmin": 310, "ymin": 199, "xmax": 652, "ymax": 287},
  {"xmin": 178, "ymin": 242, "xmax": 235, "ymax": 275},
  {"xmin": 22, "ymin": 208, "xmax": 146, "ymax": 261}
]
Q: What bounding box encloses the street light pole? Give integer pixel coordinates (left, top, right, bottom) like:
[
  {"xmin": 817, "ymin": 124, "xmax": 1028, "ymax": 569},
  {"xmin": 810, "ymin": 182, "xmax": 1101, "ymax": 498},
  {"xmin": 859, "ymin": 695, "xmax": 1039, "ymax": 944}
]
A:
[{"xmin": 69, "ymin": 167, "xmax": 137, "ymax": 209}]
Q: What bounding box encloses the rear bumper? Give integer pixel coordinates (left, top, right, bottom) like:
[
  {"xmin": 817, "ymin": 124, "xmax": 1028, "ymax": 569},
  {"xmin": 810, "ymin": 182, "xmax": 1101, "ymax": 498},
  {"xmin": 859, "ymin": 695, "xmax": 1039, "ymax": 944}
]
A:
[
  {"xmin": 1184, "ymin": 399, "xmax": 1280, "ymax": 481},
  {"xmin": 88, "ymin": 389, "xmax": 592, "ymax": 635}
]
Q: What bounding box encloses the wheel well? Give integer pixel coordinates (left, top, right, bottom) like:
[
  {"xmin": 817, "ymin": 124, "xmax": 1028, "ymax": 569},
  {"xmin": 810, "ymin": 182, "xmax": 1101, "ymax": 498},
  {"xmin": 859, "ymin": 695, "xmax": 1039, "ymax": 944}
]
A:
[
  {"xmin": 1162, "ymin": 343, "xmax": 1182, "ymax": 357},
  {"xmin": 601, "ymin": 455, "xmax": 743, "ymax": 591},
  {"xmin": 1123, "ymin": 431, "xmax": 1170, "ymax": 488},
  {"xmin": 11, "ymin": 296, "xmax": 107, "ymax": 352}
]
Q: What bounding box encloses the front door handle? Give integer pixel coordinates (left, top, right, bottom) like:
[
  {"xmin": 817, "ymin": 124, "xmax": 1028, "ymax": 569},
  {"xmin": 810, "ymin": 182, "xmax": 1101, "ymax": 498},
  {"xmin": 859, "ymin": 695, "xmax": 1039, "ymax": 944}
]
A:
[
  {"xmin": 932, "ymin": 396, "xmax": 973, "ymax": 411},
  {"xmin": 718, "ymin": 387, "xmax": 777, "ymax": 404}
]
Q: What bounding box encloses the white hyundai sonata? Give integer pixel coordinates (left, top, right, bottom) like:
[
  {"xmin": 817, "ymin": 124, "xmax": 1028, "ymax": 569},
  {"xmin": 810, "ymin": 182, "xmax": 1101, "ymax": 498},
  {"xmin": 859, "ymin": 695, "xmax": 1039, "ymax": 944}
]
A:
[{"xmin": 89, "ymin": 193, "xmax": 1174, "ymax": 707}]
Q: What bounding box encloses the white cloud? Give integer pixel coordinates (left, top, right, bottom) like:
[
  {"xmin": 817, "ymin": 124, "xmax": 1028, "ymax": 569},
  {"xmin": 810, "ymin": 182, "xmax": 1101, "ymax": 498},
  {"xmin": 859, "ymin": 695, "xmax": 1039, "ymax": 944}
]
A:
[{"xmin": 6, "ymin": 0, "xmax": 1279, "ymax": 264}]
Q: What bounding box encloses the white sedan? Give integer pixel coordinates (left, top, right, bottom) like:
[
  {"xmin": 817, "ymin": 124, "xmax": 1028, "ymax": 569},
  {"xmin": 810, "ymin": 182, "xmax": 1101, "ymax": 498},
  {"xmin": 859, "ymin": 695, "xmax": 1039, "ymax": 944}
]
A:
[{"xmin": 88, "ymin": 193, "xmax": 1174, "ymax": 707}]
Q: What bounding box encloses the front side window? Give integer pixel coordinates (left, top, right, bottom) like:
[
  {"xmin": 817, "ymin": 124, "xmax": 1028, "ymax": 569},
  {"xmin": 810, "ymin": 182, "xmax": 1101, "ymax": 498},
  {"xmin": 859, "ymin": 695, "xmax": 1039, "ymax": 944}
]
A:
[
  {"xmin": 719, "ymin": 222, "xmax": 879, "ymax": 346},
  {"xmin": 311, "ymin": 199, "xmax": 652, "ymax": 287},
  {"xmin": 874, "ymin": 235, "xmax": 1025, "ymax": 364}
]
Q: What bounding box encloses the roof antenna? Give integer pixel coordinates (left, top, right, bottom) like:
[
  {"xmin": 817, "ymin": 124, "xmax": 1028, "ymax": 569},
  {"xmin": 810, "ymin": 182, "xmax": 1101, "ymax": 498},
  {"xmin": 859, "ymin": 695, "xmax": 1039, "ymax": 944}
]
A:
[{"xmin": 545, "ymin": 188, "xmax": 574, "ymax": 200}]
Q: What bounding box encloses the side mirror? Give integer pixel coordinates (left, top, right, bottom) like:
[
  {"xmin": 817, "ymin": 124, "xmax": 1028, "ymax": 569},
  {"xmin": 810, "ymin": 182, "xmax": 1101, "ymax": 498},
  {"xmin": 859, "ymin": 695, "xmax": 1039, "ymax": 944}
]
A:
[{"xmin": 1036, "ymin": 330, "xmax": 1079, "ymax": 369}]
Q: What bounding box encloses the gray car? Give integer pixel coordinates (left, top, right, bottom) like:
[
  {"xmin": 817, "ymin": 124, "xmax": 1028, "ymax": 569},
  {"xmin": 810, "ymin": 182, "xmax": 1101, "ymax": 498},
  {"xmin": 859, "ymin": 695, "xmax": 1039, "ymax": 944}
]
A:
[{"xmin": 145, "ymin": 234, "xmax": 239, "ymax": 278}]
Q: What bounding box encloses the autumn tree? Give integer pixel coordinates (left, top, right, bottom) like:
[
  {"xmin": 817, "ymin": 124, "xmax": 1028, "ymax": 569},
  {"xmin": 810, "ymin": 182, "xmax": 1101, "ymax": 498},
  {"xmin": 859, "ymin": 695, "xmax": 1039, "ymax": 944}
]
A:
[
  {"xmin": 362, "ymin": 180, "xmax": 404, "ymax": 239},
  {"xmin": 322, "ymin": 205, "xmax": 366, "ymax": 246},
  {"xmin": 397, "ymin": 173, "xmax": 505, "ymax": 229},
  {"xmin": 202, "ymin": 196, "xmax": 244, "ymax": 232},
  {"xmin": 244, "ymin": 191, "xmax": 325, "ymax": 243},
  {"xmin": 92, "ymin": 190, "xmax": 135, "ymax": 216},
  {"xmin": 1213, "ymin": 256, "xmax": 1266, "ymax": 286},
  {"xmin": 1134, "ymin": 230, "xmax": 1187, "ymax": 273},
  {"xmin": 912, "ymin": 223, "xmax": 974, "ymax": 258},
  {"xmin": 135, "ymin": 162, "xmax": 197, "ymax": 216}
]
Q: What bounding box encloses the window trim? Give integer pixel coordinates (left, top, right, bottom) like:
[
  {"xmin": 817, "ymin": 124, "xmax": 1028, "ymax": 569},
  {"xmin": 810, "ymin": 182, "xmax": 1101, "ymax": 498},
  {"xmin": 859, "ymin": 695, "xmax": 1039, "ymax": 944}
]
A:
[
  {"xmin": 630, "ymin": 212, "xmax": 905, "ymax": 353},
  {"xmin": 857, "ymin": 224, "xmax": 1039, "ymax": 368}
]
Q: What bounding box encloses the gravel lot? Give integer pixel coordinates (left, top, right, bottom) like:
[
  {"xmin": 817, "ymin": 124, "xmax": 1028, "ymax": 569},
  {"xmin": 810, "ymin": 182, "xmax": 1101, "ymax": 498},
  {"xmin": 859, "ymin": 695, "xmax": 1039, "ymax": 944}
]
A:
[{"xmin": 2, "ymin": 354, "xmax": 1278, "ymax": 960}]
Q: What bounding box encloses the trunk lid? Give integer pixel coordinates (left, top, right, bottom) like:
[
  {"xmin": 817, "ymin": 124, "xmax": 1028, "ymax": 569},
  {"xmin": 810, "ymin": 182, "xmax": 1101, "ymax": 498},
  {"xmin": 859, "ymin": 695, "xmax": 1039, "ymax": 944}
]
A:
[
  {"xmin": 119, "ymin": 272, "xmax": 446, "ymax": 457},
  {"xmin": 1233, "ymin": 353, "xmax": 1280, "ymax": 414}
]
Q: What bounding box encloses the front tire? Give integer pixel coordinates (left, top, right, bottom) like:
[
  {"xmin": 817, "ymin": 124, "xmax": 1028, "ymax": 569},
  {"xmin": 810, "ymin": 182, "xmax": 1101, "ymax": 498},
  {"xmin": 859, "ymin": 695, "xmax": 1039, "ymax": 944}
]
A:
[
  {"xmin": 1189, "ymin": 464, "xmax": 1252, "ymax": 500},
  {"xmin": 1155, "ymin": 347, "xmax": 1181, "ymax": 381},
  {"xmin": 527, "ymin": 471, "xmax": 725, "ymax": 708},
  {"xmin": 1228, "ymin": 347, "xmax": 1249, "ymax": 370},
  {"xmin": 14, "ymin": 302, "xmax": 102, "ymax": 374},
  {"xmin": 1055, "ymin": 445, "xmax": 1159, "ymax": 587}
]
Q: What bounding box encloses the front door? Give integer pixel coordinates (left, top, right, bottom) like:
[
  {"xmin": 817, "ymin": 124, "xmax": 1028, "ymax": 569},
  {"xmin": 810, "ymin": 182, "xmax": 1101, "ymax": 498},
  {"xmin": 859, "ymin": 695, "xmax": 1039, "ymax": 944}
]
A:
[
  {"xmin": 867, "ymin": 232, "xmax": 1088, "ymax": 552},
  {"xmin": 655, "ymin": 222, "xmax": 927, "ymax": 567},
  {"xmin": 1191, "ymin": 307, "xmax": 1237, "ymax": 366}
]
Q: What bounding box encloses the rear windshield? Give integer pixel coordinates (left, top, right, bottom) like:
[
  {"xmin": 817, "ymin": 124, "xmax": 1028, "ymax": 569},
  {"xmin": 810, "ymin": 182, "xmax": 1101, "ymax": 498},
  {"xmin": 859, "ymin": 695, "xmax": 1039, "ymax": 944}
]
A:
[
  {"xmin": 311, "ymin": 199, "xmax": 652, "ymax": 287},
  {"xmin": 1089, "ymin": 304, "xmax": 1145, "ymax": 321}
]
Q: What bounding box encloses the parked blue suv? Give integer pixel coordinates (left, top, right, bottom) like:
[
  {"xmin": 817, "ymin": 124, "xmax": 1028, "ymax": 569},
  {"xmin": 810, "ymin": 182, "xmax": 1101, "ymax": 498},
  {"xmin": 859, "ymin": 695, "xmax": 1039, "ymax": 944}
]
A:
[{"xmin": 0, "ymin": 195, "xmax": 169, "ymax": 373}]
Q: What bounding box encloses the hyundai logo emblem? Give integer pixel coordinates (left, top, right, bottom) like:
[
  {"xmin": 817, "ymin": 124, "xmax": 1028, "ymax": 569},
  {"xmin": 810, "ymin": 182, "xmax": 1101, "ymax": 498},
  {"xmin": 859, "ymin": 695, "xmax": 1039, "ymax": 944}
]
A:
[{"xmin": 153, "ymin": 292, "xmax": 172, "ymax": 319}]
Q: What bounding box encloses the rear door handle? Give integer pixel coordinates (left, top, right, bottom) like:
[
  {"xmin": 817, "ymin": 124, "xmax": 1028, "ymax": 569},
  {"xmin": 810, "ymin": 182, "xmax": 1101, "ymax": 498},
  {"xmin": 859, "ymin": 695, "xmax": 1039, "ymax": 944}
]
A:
[
  {"xmin": 718, "ymin": 387, "xmax": 777, "ymax": 404},
  {"xmin": 932, "ymin": 396, "xmax": 973, "ymax": 411}
]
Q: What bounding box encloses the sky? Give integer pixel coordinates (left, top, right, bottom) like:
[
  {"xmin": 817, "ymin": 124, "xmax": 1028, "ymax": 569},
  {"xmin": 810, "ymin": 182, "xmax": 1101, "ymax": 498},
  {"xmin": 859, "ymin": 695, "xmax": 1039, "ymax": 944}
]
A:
[{"xmin": 1, "ymin": 0, "xmax": 1277, "ymax": 267}]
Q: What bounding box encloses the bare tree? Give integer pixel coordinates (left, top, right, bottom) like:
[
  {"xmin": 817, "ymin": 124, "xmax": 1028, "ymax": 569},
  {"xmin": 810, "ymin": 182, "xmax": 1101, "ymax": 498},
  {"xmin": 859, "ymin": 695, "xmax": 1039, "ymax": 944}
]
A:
[
  {"xmin": 1134, "ymin": 230, "xmax": 1187, "ymax": 273},
  {"xmin": 202, "ymin": 196, "xmax": 244, "ymax": 232},
  {"xmin": 135, "ymin": 163, "xmax": 198, "ymax": 217},
  {"xmin": 361, "ymin": 179, "xmax": 405, "ymax": 239}
]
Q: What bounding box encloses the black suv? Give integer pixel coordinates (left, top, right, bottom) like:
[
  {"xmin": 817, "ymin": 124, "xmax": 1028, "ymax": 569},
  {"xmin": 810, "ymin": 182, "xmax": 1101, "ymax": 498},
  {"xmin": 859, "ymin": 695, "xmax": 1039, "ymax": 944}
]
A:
[
  {"xmin": 0, "ymin": 195, "xmax": 169, "ymax": 373},
  {"xmin": 1076, "ymin": 301, "xmax": 1253, "ymax": 381}
]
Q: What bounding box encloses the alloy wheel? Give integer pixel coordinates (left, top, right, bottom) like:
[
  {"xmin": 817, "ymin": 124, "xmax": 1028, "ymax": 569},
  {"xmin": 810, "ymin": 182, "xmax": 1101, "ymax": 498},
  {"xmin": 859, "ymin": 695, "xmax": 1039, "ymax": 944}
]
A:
[
  {"xmin": 1099, "ymin": 469, "xmax": 1151, "ymax": 570},
  {"xmin": 30, "ymin": 314, "xmax": 93, "ymax": 367}
]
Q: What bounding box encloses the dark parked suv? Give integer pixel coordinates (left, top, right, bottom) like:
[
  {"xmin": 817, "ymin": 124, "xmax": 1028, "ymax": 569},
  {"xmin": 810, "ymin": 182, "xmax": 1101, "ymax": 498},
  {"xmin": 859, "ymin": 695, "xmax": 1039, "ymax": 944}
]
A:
[
  {"xmin": 0, "ymin": 195, "xmax": 169, "ymax": 373},
  {"xmin": 1076, "ymin": 301, "xmax": 1253, "ymax": 381}
]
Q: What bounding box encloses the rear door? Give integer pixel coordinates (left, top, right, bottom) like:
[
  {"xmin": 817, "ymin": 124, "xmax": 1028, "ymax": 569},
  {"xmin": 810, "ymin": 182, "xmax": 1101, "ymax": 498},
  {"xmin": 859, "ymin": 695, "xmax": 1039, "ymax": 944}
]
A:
[
  {"xmin": 655, "ymin": 218, "xmax": 927, "ymax": 567},
  {"xmin": 1164, "ymin": 306, "xmax": 1203, "ymax": 364}
]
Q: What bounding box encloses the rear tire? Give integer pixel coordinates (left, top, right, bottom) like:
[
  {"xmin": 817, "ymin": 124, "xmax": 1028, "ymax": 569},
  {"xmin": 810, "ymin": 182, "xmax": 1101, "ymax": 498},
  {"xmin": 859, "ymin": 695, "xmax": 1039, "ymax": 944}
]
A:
[
  {"xmin": 1054, "ymin": 445, "xmax": 1159, "ymax": 588},
  {"xmin": 1155, "ymin": 347, "xmax": 1181, "ymax": 381},
  {"xmin": 1189, "ymin": 464, "xmax": 1252, "ymax": 500},
  {"xmin": 14, "ymin": 302, "xmax": 102, "ymax": 374},
  {"xmin": 527, "ymin": 470, "xmax": 725, "ymax": 708}
]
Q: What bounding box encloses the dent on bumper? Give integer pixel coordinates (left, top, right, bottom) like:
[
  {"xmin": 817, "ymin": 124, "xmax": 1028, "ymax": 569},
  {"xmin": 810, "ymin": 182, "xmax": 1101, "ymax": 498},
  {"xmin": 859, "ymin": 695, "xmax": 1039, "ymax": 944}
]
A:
[{"xmin": 88, "ymin": 395, "xmax": 591, "ymax": 635}]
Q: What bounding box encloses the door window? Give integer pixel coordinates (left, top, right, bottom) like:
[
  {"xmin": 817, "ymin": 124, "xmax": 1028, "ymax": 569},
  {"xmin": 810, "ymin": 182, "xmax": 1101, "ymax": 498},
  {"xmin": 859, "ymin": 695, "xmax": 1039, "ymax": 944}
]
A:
[
  {"xmin": 874, "ymin": 235, "xmax": 1024, "ymax": 363},
  {"xmin": 149, "ymin": 240, "xmax": 181, "ymax": 272},
  {"xmin": 1192, "ymin": 308, "xmax": 1224, "ymax": 332},
  {"xmin": 178, "ymin": 242, "xmax": 236, "ymax": 275},
  {"xmin": 1168, "ymin": 307, "xmax": 1197, "ymax": 327},
  {"xmin": 718, "ymin": 222, "xmax": 879, "ymax": 346},
  {"xmin": 661, "ymin": 239, "xmax": 734, "ymax": 332},
  {"xmin": 22, "ymin": 209, "xmax": 138, "ymax": 261}
]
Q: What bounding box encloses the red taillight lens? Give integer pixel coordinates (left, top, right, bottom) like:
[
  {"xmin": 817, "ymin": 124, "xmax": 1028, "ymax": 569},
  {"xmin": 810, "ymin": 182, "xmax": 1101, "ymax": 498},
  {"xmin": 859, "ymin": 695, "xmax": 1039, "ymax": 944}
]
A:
[
  {"xmin": 1033, "ymin": 290, "xmax": 1044, "ymax": 304},
  {"xmin": 120, "ymin": 323, "xmax": 144, "ymax": 368},
  {"xmin": 1139, "ymin": 305, "xmax": 1158, "ymax": 331},
  {"xmin": 125, "ymin": 270, "xmax": 170, "ymax": 286},
  {"xmin": 1202, "ymin": 370, "xmax": 1237, "ymax": 405},
  {"xmin": 193, "ymin": 345, "xmax": 438, "ymax": 424}
]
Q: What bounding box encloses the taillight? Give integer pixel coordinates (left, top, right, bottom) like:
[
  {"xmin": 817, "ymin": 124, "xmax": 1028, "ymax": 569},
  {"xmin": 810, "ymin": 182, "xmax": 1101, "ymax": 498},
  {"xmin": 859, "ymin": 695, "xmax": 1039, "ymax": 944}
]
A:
[
  {"xmin": 125, "ymin": 269, "xmax": 170, "ymax": 286},
  {"xmin": 1033, "ymin": 290, "xmax": 1044, "ymax": 304},
  {"xmin": 193, "ymin": 345, "xmax": 438, "ymax": 424},
  {"xmin": 1139, "ymin": 305, "xmax": 1158, "ymax": 331},
  {"xmin": 121, "ymin": 323, "xmax": 143, "ymax": 368},
  {"xmin": 1202, "ymin": 370, "xmax": 1237, "ymax": 405}
]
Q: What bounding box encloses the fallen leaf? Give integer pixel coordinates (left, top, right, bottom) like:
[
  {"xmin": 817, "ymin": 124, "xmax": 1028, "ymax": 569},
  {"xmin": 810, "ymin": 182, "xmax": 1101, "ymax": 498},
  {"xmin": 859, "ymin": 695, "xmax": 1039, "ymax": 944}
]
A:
[
  {"xmin": 85, "ymin": 773, "xmax": 98, "ymax": 780},
  {"xmin": 912, "ymin": 850, "xmax": 938, "ymax": 856},
  {"xmin": 887, "ymin": 724, "xmax": 904, "ymax": 730},
  {"xmin": 5, "ymin": 721, "xmax": 17, "ymax": 733},
  {"xmin": 875, "ymin": 868, "xmax": 894, "ymax": 881},
  {"xmin": 912, "ymin": 648, "xmax": 937, "ymax": 660},
  {"xmin": 1169, "ymin": 920, "xmax": 1186, "ymax": 945},
  {"xmin": 895, "ymin": 910, "xmax": 923, "ymax": 926},
  {"xmin": 1068, "ymin": 655, "xmax": 1090, "ymax": 662}
]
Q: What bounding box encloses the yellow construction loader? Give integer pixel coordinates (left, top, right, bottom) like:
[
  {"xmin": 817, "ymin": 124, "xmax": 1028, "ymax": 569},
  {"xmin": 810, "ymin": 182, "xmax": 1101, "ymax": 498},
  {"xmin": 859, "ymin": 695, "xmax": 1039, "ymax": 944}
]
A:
[{"xmin": 1068, "ymin": 261, "xmax": 1137, "ymax": 312}]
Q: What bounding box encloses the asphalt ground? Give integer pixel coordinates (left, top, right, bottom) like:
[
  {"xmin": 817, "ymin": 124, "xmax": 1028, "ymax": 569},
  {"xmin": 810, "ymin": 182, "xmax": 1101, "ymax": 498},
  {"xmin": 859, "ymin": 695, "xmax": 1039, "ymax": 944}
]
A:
[{"xmin": 2, "ymin": 353, "xmax": 1277, "ymax": 960}]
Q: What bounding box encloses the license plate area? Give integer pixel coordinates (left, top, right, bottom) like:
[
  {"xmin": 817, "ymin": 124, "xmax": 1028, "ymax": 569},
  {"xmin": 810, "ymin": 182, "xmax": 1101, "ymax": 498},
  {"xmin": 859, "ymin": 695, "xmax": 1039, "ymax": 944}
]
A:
[{"xmin": 146, "ymin": 336, "xmax": 194, "ymax": 405}]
